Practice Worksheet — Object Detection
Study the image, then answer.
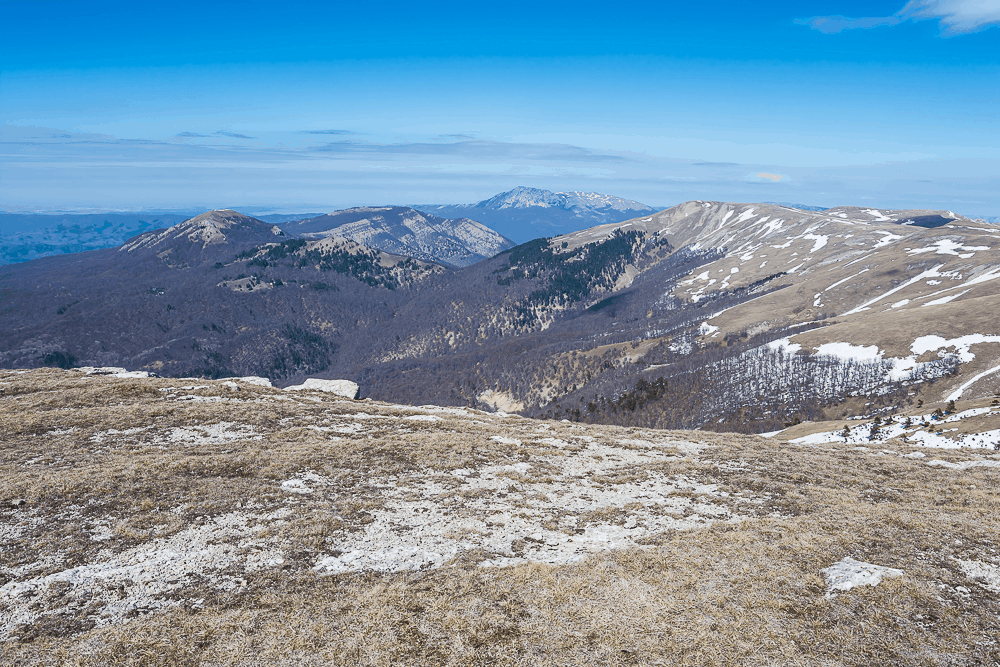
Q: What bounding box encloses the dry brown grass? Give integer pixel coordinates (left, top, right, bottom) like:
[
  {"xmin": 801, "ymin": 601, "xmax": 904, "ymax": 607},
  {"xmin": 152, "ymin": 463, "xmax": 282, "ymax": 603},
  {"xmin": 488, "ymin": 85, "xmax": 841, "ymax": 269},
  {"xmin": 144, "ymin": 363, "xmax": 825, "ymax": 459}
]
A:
[{"xmin": 1, "ymin": 368, "xmax": 998, "ymax": 665}]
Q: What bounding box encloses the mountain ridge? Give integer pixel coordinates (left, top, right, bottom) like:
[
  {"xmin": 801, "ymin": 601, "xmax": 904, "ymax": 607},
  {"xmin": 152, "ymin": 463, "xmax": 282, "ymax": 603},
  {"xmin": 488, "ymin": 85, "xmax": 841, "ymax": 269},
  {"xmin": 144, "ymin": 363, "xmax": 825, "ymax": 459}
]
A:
[
  {"xmin": 4, "ymin": 199, "xmax": 1000, "ymax": 435},
  {"xmin": 281, "ymin": 206, "xmax": 514, "ymax": 267}
]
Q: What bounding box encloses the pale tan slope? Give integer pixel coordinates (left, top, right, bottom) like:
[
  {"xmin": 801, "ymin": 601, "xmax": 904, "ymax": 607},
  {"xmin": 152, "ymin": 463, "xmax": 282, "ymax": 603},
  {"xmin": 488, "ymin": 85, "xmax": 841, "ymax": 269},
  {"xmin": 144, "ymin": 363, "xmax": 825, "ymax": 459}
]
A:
[{"xmin": 558, "ymin": 201, "xmax": 1000, "ymax": 403}]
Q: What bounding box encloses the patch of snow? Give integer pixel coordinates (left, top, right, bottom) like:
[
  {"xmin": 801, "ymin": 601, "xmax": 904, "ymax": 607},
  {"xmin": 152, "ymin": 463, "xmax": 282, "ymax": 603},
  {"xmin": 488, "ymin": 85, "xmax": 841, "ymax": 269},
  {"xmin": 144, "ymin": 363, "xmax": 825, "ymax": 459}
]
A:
[
  {"xmin": 911, "ymin": 334, "xmax": 1000, "ymax": 364},
  {"xmin": 922, "ymin": 290, "xmax": 971, "ymax": 307},
  {"xmin": 405, "ymin": 414, "xmax": 444, "ymax": 422},
  {"xmin": 699, "ymin": 322, "xmax": 720, "ymax": 337},
  {"xmin": 824, "ymin": 269, "xmax": 868, "ymax": 292},
  {"xmin": 946, "ymin": 362, "xmax": 1000, "ymax": 401},
  {"xmin": 821, "ymin": 557, "xmax": 903, "ymax": 598},
  {"xmin": 814, "ymin": 342, "xmax": 882, "ymax": 364},
  {"xmin": 844, "ymin": 265, "xmax": 945, "ymax": 316},
  {"xmin": 864, "ymin": 209, "xmax": 892, "ymax": 222},
  {"xmin": 872, "ymin": 232, "xmax": 901, "ymax": 249},
  {"xmin": 767, "ymin": 338, "xmax": 802, "ymax": 355},
  {"xmin": 802, "ymin": 234, "xmax": 828, "ymax": 253},
  {"xmin": 907, "ymin": 239, "xmax": 989, "ymax": 257}
]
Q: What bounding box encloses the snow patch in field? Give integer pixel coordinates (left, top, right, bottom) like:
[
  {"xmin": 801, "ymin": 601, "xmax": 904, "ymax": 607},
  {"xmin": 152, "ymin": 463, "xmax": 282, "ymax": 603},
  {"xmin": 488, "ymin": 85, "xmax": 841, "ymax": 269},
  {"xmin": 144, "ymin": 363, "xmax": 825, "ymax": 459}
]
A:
[
  {"xmin": 822, "ymin": 557, "xmax": 903, "ymax": 598},
  {"xmin": 699, "ymin": 322, "xmax": 720, "ymax": 337},
  {"xmin": 824, "ymin": 269, "xmax": 868, "ymax": 292},
  {"xmin": 907, "ymin": 239, "xmax": 989, "ymax": 257},
  {"xmin": 802, "ymin": 234, "xmax": 828, "ymax": 253},
  {"xmin": 912, "ymin": 334, "xmax": 1000, "ymax": 364},
  {"xmin": 865, "ymin": 209, "xmax": 892, "ymax": 222},
  {"xmin": 922, "ymin": 290, "xmax": 971, "ymax": 307},
  {"xmin": 844, "ymin": 265, "xmax": 944, "ymax": 316},
  {"xmin": 767, "ymin": 338, "xmax": 802, "ymax": 355},
  {"xmin": 946, "ymin": 363, "xmax": 1000, "ymax": 401},
  {"xmin": 815, "ymin": 342, "xmax": 882, "ymax": 363},
  {"xmin": 872, "ymin": 232, "xmax": 901, "ymax": 249}
]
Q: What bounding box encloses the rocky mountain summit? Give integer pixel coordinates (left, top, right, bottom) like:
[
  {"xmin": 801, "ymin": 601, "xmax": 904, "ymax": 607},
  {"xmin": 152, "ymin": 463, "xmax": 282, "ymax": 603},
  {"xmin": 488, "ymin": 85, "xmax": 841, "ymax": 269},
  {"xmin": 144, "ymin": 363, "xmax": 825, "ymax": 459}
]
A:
[
  {"xmin": 417, "ymin": 186, "xmax": 657, "ymax": 242},
  {"xmin": 282, "ymin": 206, "xmax": 514, "ymax": 267},
  {"xmin": 120, "ymin": 209, "xmax": 287, "ymax": 267}
]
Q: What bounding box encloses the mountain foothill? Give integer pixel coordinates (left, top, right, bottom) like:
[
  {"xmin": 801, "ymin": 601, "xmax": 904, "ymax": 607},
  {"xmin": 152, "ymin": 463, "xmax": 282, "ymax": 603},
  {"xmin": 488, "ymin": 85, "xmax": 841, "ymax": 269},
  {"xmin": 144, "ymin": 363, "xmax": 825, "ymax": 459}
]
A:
[{"xmin": 2, "ymin": 191, "xmax": 999, "ymax": 435}]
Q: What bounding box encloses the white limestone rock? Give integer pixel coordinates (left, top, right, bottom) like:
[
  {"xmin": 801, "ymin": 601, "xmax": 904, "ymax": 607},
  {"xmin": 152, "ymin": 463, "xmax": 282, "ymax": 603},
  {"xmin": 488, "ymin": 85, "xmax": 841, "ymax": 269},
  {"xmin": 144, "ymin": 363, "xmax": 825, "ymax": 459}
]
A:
[
  {"xmin": 284, "ymin": 378, "xmax": 359, "ymax": 399},
  {"xmin": 238, "ymin": 376, "xmax": 273, "ymax": 387}
]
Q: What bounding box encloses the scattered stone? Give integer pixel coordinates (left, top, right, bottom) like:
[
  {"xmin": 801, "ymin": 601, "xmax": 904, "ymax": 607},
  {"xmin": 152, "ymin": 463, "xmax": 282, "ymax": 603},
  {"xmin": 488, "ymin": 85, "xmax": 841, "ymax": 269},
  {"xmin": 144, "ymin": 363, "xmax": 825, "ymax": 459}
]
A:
[
  {"xmin": 955, "ymin": 558, "xmax": 1000, "ymax": 594},
  {"xmin": 75, "ymin": 366, "xmax": 151, "ymax": 378}
]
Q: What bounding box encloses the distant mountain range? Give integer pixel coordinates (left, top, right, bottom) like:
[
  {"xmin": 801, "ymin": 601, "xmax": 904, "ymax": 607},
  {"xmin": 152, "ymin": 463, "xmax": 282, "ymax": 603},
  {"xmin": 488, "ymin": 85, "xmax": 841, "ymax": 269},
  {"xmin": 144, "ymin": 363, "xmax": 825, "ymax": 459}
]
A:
[
  {"xmin": 1, "ymin": 184, "xmax": 655, "ymax": 265},
  {"xmin": 5, "ymin": 199, "xmax": 1000, "ymax": 436},
  {"xmin": 416, "ymin": 186, "xmax": 658, "ymax": 242},
  {"xmin": 0, "ymin": 213, "xmax": 192, "ymax": 265},
  {"xmin": 282, "ymin": 206, "xmax": 513, "ymax": 267}
]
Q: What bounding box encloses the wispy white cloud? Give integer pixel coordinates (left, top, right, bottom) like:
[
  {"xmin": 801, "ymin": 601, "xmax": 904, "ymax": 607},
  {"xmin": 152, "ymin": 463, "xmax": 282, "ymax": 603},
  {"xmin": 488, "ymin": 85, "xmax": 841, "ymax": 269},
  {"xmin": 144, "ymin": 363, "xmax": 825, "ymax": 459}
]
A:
[
  {"xmin": 900, "ymin": 0, "xmax": 1000, "ymax": 33},
  {"xmin": 797, "ymin": 0, "xmax": 1000, "ymax": 35},
  {"xmin": 794, "ymin": 15, "xmax": 901, "ymax": 33}
]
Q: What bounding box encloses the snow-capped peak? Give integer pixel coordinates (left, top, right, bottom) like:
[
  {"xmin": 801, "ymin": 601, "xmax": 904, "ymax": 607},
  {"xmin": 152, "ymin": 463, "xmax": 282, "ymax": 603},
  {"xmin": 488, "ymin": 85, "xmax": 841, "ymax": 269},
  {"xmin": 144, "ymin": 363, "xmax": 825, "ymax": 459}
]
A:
[{"xmin": 475, "ymin": 186, "xmax": 653, "ymax": 213}]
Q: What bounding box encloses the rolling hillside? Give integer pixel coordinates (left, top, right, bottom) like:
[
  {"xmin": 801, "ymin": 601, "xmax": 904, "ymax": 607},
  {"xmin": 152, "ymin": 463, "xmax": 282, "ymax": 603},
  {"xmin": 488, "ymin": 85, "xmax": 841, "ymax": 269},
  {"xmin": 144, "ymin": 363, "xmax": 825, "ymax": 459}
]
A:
[{"xmin": 2, "ymin": 201, "xmax": 999, "ymax": 434}]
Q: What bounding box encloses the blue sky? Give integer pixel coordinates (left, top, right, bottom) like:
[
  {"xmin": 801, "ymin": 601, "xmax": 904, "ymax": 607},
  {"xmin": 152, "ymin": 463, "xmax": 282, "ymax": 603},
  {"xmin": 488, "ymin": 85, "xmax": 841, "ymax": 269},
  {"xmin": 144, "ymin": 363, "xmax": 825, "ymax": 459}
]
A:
[{"xmin": 2, "ymin": 0, "xmax": 999, "ymax": 215}]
